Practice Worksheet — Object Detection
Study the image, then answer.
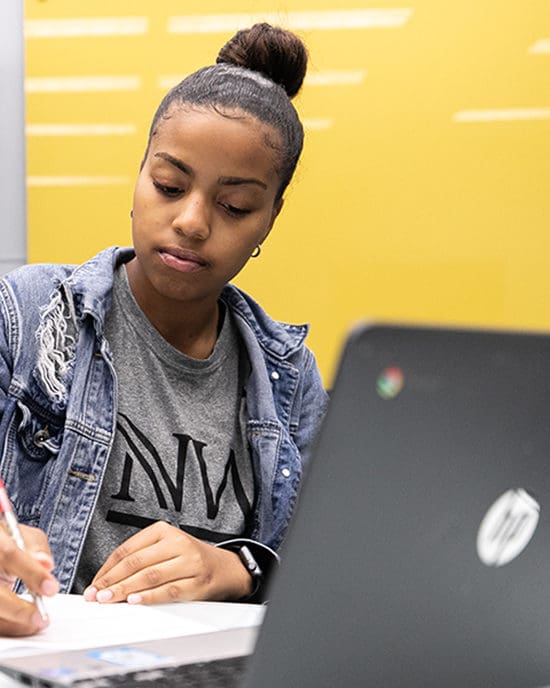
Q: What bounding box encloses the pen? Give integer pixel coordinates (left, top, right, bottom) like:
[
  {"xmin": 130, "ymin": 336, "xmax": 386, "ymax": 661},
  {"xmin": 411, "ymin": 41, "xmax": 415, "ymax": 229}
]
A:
[{"xmin": 0, "ymin": 477, "xmax": 48, "ymax": 621}]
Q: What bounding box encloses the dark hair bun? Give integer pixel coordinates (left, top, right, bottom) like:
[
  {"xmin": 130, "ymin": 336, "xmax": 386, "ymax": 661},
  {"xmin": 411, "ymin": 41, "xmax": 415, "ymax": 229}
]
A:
[{"xmin": 216, "ymin": 23, "xmax": 308, "ymax": 98}]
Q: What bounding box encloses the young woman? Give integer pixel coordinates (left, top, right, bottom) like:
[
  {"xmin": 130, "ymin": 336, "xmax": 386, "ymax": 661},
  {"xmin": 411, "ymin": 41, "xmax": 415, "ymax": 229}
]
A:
[{"xmin": 0, "ymin": 23, "xmax": 328, "ymax": 636}]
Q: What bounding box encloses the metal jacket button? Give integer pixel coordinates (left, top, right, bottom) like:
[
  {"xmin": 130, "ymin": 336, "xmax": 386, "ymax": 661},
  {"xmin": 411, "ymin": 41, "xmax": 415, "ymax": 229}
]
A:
[{"xmin": 33, "ymin": 428, "xmax": 50, "ymax": 447}]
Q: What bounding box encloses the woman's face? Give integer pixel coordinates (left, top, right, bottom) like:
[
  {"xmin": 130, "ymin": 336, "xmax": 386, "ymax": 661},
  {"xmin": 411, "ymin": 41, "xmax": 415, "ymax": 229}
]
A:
[{"xmin": 129, "ymin": 105, "xmax": 283, "ymax": 310}]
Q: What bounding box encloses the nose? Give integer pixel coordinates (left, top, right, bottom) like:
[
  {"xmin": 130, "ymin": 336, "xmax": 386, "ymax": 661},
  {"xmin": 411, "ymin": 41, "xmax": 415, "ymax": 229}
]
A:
[{"xmin": 172, "ymin": 191, "xmax": 210, "ymax": 241}]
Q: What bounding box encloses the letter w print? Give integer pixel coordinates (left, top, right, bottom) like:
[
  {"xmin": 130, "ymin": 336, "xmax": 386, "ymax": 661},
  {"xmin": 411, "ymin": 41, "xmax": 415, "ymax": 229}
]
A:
[{"xmin": 107, "ymin": 412, "xmax": 254, "ymax": 542}]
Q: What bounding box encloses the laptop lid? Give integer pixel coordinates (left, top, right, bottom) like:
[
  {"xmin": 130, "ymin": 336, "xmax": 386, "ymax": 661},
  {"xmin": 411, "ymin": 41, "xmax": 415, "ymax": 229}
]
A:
[{"xmin": 243, "ymin": 322, "xmax": 550, "ymax": 688}]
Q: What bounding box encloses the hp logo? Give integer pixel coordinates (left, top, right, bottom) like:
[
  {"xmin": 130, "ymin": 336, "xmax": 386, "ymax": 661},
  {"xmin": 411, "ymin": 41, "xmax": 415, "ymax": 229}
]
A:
[{"xmin": 477, "ymin": 488, "xmax": 540, "ymax": 567}]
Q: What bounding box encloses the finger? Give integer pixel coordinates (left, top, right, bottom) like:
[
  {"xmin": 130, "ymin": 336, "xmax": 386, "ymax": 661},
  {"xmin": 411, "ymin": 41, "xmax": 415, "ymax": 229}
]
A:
[
  {"xmin": 19, "ymin": 526, "xmax": 55, "ymax": 572},
  {"xmin": 0, "ymin": 536, "xmax": 58, "ymax": 598},
  {"xmin": 0, "ymin": 525, "xmax": 51, "ymax": 589},
  {"xmin": 0, "ymin": 552, "xmax": 52, "ymax": 589},
  {"xmin": 91, "ymin": 544, "xmax": 152, "ymax": 591},
  {"xmin": 92, "ymin": 522, "xmax": 173, "ymax": 583},
  {"xmin": 126, "ymin": 577, "xmax": 204, "ymax": 606},
  {"xmin": 92, "ymin": 540, "xmax": 247, "ymax": 604},
  {"xmin": 103, "ymin": 557, "xmax": 198, "ymax": 605},
  {"xmin": 30, "ymin": 550, "xmax": 55, "ymax": 571},
  {"xmin": 124, "ymin": 546, "xmax": 254, "ymax": 603},
  {"xmin": 0, "ymin": 572, "xmax": 16, "ymax": 588},
  {"xmin": 20, "ymin": 525, "xmax": 52, "ymax": 559},
  {"xmin": 94, "ymin": 543, "xmax": 191, "ymax": 603},
  {"xmin": 0, "ymin": 588, "xmax": 49, "ymax": 637}
]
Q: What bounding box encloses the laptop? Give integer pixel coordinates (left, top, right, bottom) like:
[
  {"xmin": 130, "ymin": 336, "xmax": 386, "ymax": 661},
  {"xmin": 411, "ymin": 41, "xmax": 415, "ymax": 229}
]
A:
[
  {"xmin": 0, "ymin": 628, "xmax": 256, "ymax": 687},
  {"xmin": 243, "ymin": 322, "xmax": 550, "ymax": 688},
  {"xmin": 4, "ymin": 321, "xmax": 550, "ymax": 687}
]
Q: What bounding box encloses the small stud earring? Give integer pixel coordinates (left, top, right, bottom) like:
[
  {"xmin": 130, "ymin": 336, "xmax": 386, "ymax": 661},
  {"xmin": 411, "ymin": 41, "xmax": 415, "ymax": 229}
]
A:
[{"xmin": 251, "ymin": 245, "xmax": 261, "ymax": 258}]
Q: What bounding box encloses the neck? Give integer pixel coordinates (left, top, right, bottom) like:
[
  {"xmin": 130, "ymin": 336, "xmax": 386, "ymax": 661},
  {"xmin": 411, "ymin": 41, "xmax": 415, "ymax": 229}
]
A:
[
  {"xmin": 124, "ymin": 262, "xmax": 221, "ymax": 358},
  {"xmin": 149, "ymin": 303, "xmax": 221, "ymax": 359}
]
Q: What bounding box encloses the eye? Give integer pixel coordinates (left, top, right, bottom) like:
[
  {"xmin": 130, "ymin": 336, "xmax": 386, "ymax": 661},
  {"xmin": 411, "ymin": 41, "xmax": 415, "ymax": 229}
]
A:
[
  {"xmin": 220, "ymin": 203, "xmax": 251, "ymax": 218},
  {"xmin": 153, "ymin": 181, "xmax": 183, "ymax": 198}
]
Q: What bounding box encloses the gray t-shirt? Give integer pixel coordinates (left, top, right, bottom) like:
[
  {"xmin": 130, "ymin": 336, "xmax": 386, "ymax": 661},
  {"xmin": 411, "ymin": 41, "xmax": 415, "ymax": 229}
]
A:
[{"xmin": 73, "ymin": 266, "xmax": 254, "ymax": 592}]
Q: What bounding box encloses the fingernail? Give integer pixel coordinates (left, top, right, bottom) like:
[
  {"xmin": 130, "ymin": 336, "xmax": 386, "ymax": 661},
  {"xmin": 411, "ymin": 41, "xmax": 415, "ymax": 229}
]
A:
[
  {"xmin": 40, "ymin": 578, "xmax": 59, "ymax": 596},
  {"xmin": 31, "ymin": 611, "xmax": 49, "ymax": 630},
  {"xmin": 97, "ymin": 589, "xmax": 113, "ymax": 603},
  {"xmin": 32, "ymin": 551, "xmax": 54, "ymax": 567},
  {"xmin": 83, "ymin": 586, "xmax": 97, "ymax": 602},
  {"xmin": 127, "ymin": 593, "xmax": 142, "ymax": 605}
]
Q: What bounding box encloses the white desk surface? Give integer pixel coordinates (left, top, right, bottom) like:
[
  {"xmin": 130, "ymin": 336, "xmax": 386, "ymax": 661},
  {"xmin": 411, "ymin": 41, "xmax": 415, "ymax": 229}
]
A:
[{"xmin": 0, "ymin": 595, "xmax": 265, "ymax": 688}]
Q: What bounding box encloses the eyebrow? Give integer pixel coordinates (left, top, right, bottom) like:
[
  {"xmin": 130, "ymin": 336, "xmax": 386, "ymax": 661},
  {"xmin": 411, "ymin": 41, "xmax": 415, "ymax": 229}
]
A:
[
  {"xmin": 154, "ymin": 152, "xmax": 267, "ymax": 190},
  {"xmin": 154, "ymin": 152, "xmax": 191, "ymax": 175}
]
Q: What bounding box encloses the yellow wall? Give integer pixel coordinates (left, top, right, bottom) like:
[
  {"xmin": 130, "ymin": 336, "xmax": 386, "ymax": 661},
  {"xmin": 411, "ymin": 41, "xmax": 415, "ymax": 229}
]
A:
[{"xmin": 24, "ymin": 1, "xmax": 550, "ymax": 386}]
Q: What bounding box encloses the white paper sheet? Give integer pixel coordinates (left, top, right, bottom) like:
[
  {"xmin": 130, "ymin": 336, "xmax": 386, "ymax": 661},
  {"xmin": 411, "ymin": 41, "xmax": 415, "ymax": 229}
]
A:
[{"xmin": 0, "ymin": 594, "xmax": 216, "ymax": 658}]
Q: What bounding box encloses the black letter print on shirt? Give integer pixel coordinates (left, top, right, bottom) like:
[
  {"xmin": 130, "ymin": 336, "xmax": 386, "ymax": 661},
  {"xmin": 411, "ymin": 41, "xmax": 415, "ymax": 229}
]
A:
[{"xmin": 107, "ymin": 412, "xmax": 252, "ymax": 541}]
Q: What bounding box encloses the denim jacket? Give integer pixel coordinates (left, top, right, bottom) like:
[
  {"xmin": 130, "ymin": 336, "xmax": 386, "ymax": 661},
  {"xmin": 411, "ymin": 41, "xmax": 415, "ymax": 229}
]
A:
[{"xmin": 0, "ymin": 247, "xmax": 328, "ymax": 593}]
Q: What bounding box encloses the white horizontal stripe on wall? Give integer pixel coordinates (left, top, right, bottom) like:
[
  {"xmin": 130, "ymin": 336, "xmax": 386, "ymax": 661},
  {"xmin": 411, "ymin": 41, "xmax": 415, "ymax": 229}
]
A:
[
  {"xmin": 305, "ymin": 70, "xmax": 366, "ymax": 86},
  {"xmin": 27, "ymin": 123, "xmax": 137, "ymax": 136},
  {"xmin": 28, "ymin": 176, "xmax": 130, "ymax": 187},
  {"xmin": 453, "ymin": 108, "xmax": 550, "ymax": 122},
  {"xmin": 167, "ymin": 9, "xmax": 412, "ymax": 34},
  {"xmin": 158, "ymin": 75, "xmax": 189, "ymax": 90},
  {"xmin": 528, "ymin": 39, "xmax": 550, "ymax": 54},
  {"xmin": 25, "ymin": 76, "xmax": 141, "ymax": 93},
  {"xmin": 159, "ymin": 70, "xmax": 366, "ymax": 91},
  {"xmin": 303, "ymin": 118, "xmax": 333, "ymax": 130},
  {"xmin": 25, "ymin": 17, "xmax": 148, "ymax": 38}
]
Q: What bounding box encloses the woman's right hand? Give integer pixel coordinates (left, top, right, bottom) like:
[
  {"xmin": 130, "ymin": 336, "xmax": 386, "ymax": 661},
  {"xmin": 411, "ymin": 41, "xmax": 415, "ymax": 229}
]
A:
[{"xmin": 0, "ymin": 524, "xmax": 59, "ymax": 636}]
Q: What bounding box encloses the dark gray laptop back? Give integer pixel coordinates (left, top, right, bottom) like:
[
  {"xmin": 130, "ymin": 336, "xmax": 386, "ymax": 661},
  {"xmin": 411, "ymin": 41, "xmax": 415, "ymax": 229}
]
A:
[{"xmin": 243, "ymin": 323, "xmax": 550, "ymax": 688}]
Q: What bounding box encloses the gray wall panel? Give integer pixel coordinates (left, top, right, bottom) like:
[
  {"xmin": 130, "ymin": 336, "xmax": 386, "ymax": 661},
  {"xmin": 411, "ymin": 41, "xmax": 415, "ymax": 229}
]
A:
[{"xmin": 0, "ymin": 0, "xmax": 27, "ymax": 275}]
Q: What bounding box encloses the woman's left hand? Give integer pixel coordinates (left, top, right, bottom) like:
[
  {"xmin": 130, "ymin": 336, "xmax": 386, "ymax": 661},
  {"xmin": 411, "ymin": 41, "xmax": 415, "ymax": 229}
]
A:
[{"xmin": 83, "ymin": 521, "xmax": 253, "ymax": 605}]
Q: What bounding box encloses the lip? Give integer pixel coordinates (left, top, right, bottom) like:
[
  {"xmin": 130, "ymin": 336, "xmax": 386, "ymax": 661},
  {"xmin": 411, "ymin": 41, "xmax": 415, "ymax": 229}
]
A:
[{"xmin": 157, "ymin": 247, "xmax": 208, "ymax": 273}]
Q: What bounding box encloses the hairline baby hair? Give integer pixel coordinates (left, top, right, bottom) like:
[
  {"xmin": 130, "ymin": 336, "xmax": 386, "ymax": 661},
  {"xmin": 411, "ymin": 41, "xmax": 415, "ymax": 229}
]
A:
[{"xmin": 145, "ymin": 23, "xmax": 308, "ymax": 200}]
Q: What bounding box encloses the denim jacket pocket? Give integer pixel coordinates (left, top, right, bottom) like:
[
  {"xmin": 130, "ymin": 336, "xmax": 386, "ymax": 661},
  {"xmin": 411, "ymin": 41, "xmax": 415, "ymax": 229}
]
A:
[
  {"xmin": 15, "ymin": 400, "xmax": 64, "ymax": 462},
  {"xmin": 0, "ymin": 401, "xmax": 64, "ymax": 522}
]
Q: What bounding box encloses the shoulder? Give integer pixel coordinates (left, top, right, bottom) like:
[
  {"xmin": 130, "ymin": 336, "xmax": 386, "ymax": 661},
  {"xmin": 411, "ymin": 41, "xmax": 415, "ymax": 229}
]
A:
[
  {"xmin": 0, "ymin": 262, "xmax": 76, "ymax": 306},
  {"xmin": 0, "ymin": 263, "xmax": 77, "ymax": 360},
  {"xmin": 221, "ymin": 283, "xmax": 310, "ymax": 360},
  {"xmin": 0, "ymin": 246, "xmax": 129, "ymax": 310}
]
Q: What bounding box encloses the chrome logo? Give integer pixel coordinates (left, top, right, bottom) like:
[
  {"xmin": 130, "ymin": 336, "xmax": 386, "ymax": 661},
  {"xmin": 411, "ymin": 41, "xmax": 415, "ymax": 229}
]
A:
[{"xmin": 376, "ymin": 367, "xmax": 404, "ymax": 400}]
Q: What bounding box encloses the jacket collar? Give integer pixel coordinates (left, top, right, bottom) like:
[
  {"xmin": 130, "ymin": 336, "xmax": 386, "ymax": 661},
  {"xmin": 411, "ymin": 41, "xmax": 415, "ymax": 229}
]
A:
[
  {"xmin": 221, "ymin": 284, "xmax": 309, "ymax": 360},
  {"xmin": 64, "ymin": 246, "xmax": 133, "ymax": 331},
  {"xmin": 65, "ymin": 247, "xmax": 309, "ymax": 359}
]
